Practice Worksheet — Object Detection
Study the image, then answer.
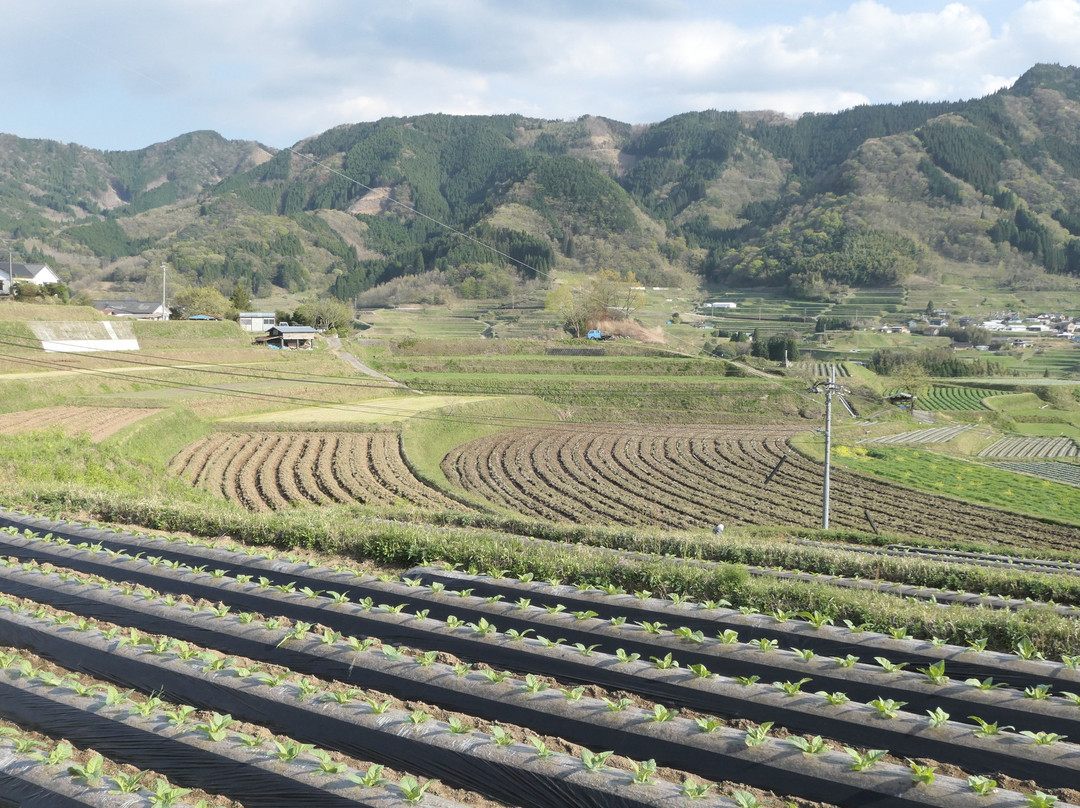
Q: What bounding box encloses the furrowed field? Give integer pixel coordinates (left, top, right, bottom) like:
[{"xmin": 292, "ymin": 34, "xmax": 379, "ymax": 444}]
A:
[{"xmin": 2, "ymin": 308, "xmax": 1080, "ymax": 808}]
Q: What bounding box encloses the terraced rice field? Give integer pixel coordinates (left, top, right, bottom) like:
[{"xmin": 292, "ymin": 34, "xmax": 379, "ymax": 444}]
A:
[
  {"xmin": 863, "ymin": 425, "xmax": 975, "ymax": 444},
  {"xmin": 985, "ymin": 461, "xmax": 1080, "ymax": 487},
  {"xmin": 0, "ymin": 406, "xmax": 161, "ymax": 441},
  {"xmin": 0, "ymin": 510, "xmax": 1077, "ymax": 808},
  {"xmin": 978, "ymin": 436, "xmax": 1080, "ymax": 458},
  {"xmin": 918, "ymin": 386, "xmax": 1010, "ymax": 411},
  {"xmin": 170, "ymin": 431, "xmax": 459, "ymax": 511},
  {"xmin": 799, "ymin": 362, "xmax": 852, "ymax": 378},
  {"xmin": 441, "ymin": 425, "xmax": 1080, "ymax": 550}
]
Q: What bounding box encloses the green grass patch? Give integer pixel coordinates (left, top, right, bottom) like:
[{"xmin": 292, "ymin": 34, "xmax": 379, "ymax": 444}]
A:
[
  {"xmin": 401, "ymin": 395, "xmax": 558, "ymax": 504},
  {"xmin": 831, "ymin": 444, "xmax": 1080, "ymax": 525}
]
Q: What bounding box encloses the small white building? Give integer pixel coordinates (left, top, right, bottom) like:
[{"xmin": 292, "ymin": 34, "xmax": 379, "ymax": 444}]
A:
[
  {"xmin": 1, "ymin": 262, "xmax": 60, "ymax": 295},
  {"xmin": 702, "ymin": 302, "xmax": 737, "ymax": 310},
  {"xmin": 238, "ymin": 312, "xmax": 277, "ymax": 333}
]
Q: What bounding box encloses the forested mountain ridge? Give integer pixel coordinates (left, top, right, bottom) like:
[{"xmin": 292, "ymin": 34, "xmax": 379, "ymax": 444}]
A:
[{"xmin": 2, "ymin": 63, "xmax": 1080, "ymax": 304}]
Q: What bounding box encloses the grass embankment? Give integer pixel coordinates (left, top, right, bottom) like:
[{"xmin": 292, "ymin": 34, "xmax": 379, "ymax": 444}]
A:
[
  {"xmin": 10, "ymin": 492, "xmax": 1080, "ymax": 658},
  {"xmin": 0, "ymin": 409, "xmax": 214, "ymax": 506},
  {"xmin": 793, "ymin": 436, "xmax": 1080, "ymax": 527},
  {"xmin": 400, "ymin": 395, "xmax": 559, "ymax": 507}
]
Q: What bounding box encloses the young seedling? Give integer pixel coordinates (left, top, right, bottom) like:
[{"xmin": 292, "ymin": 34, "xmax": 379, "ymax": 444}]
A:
[
  {"xmin": 648, "ymin": 704, "xmax": 678, "ymax": 722},
  {"xmin": 581, "ymin": 750, "xmax": 614, "ymax": 772},
  {"xmin": 398, "ymin": 776, "xmax": 437, "ymax": 804},
  {"xmin": 909, "ymin": 761, "xmax": 936, "ymax": 784},
  {"xmin": 925, "ymin": 708, "xmax": 950, "ymax": 728},
  {"xmin": 735, "ymin": 675, "xmax": 760, "ymax": 687},
  {"xmin": 774, "ymin": 678, "xmax": 813, "ymax": 696},
  {"xmin": 788, "ymin": 736, "xmax": 827, "ymax": 754},
  {"xmin": 968, "ymin": 775, "xmax": 997, "ymax": 796},
  {"xmin": 965, "ymin": 677, "xmax": 1005, "ymax": 691},
  {"xmin": 845, "ymin": 748, "xmax": 888, "ymax": 771},
  {"xmin": 1024, "ymin": 684, "xmax": 1052, "ymax": 700},
  {"xmin": 602, "ymin": 697, "xmax": 633, "ymax": 712},
  {"xmin": 67, "ymin": 754, "xmax": 105, "ymax": 786},
  {"xmin": 732, "ymin": 791, "xmax": 761, "ymax": 808},
  {"xmin": 918, "ymin": 660, "xmax": 948, "ymax": 684},
  {"xmin": 1019, "ymin": 731, "xmax": 1067, "ymax": 746},
  {"xmin": 832, "ymin": 654, "xmax": 859, "ymax": 667},
  {"xmin": 349, "ymin": 764, "xmax": 388, "ymax": 788},
  {"xmin": 874, "ymin": 656, "xmax": 909, "ymax": 674},
  {"xmin": 489, "ymin": 726, "xmax": 515, "ymax": 746},
  {"xmin": 818, "ymin": 691, "xmax": 850, "ymax": 706},
  {"xmin": 615, "ymin": 648, "xmax": 641, "ymax": 663},
  {"xmin": 673, "ymin": 627, "xmax": 705, "ymax": 644},
  {"xmin": 970, "ymin": 716, "xmax": 1013, "ymax": 737},
  {"xmin": 446, "ymin": 717, "xmax": 471, "ymax": 735},
  {"xmin": 732, "ymin": 721, "xmax": 769, "ymax": 748},
  {"xmin": 695, "ymin": 717, "xmax": 723, "ymax": 733},
  {"xmin": 521, "ymin": 674, "xmax": 549, "ymax": 693},
  {"xmin": 1015, "ymin": 637, "xmax": 1045, "ymax": 661},
  {"xmin": 681, "ymin": 779, "xmax": 716, "ymax": 799},
  {"xmin": 527, "ymin": 736, "xmax": 554, "ymax": 758},
  {"xmin": 109, "ymin": 771, "xmax": 148, "ymax": 793},
  {"xmin": 651, "ymin": 653, "xmax": 679, "ymax": 670},
  {"xmin": 869, "ymin": 698, "xmax": 906, "ymax": 719},
  {"xmin": 629, "ymin": 758, "xmax": 658, "ymax": 785},
  {"xmin": 717, "ymin": 629, "xmax": 740, "ymax": 644},
  {"xmin": 1026, "ymin": 792, "xmax": 1059, "ymax": 808}
]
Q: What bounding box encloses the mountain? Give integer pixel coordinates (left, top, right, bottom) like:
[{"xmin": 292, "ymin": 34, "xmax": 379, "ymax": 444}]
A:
[{"xmin": 2, "ymin": 63, "xmax": 1079, "ymax": 305}]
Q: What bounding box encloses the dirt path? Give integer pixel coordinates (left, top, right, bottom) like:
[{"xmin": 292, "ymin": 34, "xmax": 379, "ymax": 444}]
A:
[{"xmin": 325, "ymin": 334, "xmax": 409, "ymax": 388}]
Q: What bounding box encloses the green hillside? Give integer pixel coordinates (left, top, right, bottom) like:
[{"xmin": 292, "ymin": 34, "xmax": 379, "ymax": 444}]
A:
[{"xmin": 2, "ymin": 63, "xmax": 1080, "ymax": 310}]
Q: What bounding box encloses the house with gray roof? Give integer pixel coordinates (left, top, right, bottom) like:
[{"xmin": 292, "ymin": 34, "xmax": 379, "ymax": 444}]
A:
[
  {"xmin": 1, "ymin": 262, "xmax": 60, "ymax": 295},
  {"xmin": 93, "ymin": 299, "xmax": 168, "ymax": 320}
]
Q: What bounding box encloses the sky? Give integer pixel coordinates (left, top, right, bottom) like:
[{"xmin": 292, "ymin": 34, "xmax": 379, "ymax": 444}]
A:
[{"xmin": 2, "ymin": 0, "xmax": 1079, "ymax": 152}]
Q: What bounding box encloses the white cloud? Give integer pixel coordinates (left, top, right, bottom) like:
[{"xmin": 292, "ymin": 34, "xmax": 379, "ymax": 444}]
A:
[{"xmin": 0, "ymin": 0, "xmax": 1077, "ymax": 148}]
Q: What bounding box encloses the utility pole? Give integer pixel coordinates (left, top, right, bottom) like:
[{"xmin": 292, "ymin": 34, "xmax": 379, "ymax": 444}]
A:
[
  {"xmin": 809, "ymin": 369, "xmax": 848, "ymax": 530},
  {"xmin": 161, "ymin": 262, "xmax": 168, "ymax": 321}
]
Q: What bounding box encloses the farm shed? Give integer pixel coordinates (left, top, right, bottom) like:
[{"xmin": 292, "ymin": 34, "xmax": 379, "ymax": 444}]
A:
[
  {"xmin": 258, "ymin": 325, "xmax": 317, "ymax": 349},
  {"xmin": 239, "ymin": 312, "xmax": 276, "ymax": 333}
]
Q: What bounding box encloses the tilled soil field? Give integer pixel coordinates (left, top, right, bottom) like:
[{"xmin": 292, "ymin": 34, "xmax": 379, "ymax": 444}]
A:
[
  {"xmin": 0, "ymin": 406, "xmax": 161, "ymax": 442},
  {"xmin": 442, "ymin": 425, "xmax": 1080, "ymax": 550},
  {"xmin": 171, "ymin": 432, "xmax": 461, "ymax": 512}
]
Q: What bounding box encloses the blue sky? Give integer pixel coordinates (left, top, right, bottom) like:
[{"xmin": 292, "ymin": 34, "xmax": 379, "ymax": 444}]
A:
[{"xmin": 2, "ymin": 0, "xmax": 1078, "ymax": 151}]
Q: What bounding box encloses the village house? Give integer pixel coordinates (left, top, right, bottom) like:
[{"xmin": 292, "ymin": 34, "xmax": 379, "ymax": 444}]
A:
[
  {"xmin": 93, "ymin": 299, "xmax": 169, "ymax": 320},
  {"xmin": 0, "ymin": 262, "xmax": 60, "ymax": 295}
]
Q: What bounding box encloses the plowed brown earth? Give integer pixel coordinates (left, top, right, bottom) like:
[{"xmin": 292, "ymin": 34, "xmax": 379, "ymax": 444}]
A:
[
  {"xmin": 0, "ymin": 407, "xmax": 160, "ymax": 442},
  {"xmin": 172, "ymin": 432, "xmax": 461, "ymax": 512},
  {"xmin": 443, "ymin": 424, "xmax": 1080, "ymax": 550}
]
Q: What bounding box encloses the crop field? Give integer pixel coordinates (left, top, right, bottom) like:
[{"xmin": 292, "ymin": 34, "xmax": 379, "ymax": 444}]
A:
[
  {"xmin": 170, "ymin": 431, "xmax": 460, "ymax": 511},
  {"xmin": 5, "ymin": 304, "xmax": 1080, "ymax": 808},
  {"xmin": 862, "ymin": 425, "xmax": 975, "ymax": 444},
  {"xmin": 985, "ymin": 461, "xmax": 1080, "ymax": 487},
  {"xmin": 0, "ymin": 406, "xmax": 162, "ymax": 441},
  {"xmin": 798, "ymin": 362, "xmax": 852, "ymax": 379},
  {"xmin": 978, "ymin": 436, "xmax": 1080, "ymax": 458},
  {"xmin": 917, "ymin": 385, "xmax": 1010, "ymax": 411},
  {"xmin": 441, "ymin": 425, "xmax": 1080, "ymax": 549},
  {"xmin": 0, "ymin": 510, "xmax": 1078, "ymax": 808}
]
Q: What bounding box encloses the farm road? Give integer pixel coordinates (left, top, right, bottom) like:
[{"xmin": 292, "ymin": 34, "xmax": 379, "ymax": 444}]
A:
[{"xmin": 326, "ymin": 334, "xmax": 411, "ymax": 389}]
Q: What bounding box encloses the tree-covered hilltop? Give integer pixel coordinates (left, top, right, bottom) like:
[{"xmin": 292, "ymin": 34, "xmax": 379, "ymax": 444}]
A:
[{"xmin": 2, "ymin": 63, "xmax": 1080, "ymax": 303}]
